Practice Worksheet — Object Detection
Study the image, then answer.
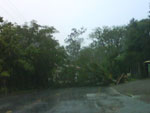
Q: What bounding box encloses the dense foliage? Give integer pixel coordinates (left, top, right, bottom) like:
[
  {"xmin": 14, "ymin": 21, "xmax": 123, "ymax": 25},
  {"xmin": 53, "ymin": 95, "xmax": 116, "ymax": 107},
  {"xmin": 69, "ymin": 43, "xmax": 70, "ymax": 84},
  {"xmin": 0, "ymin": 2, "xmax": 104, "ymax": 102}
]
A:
[
  {"xmin": 0, "ymin": 17, "xmax": 66, "ymax": 91},
  {"xmin": 0, "ymin": 16, "xmax": 150, "ymax": 92}
]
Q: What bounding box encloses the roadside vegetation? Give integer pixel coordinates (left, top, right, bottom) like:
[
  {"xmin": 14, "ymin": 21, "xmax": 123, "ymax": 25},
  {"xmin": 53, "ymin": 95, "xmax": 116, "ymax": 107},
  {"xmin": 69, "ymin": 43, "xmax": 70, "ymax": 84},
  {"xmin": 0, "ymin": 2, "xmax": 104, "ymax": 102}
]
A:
[{"xmin": 0, "ymin": 16, "xmax": 150, "ymax": 94}]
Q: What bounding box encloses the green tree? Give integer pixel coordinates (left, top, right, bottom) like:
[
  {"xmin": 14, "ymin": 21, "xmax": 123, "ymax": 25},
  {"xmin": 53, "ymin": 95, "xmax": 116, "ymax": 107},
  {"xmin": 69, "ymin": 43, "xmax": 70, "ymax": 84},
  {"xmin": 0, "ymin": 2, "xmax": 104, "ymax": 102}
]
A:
[
  {"xmin": 123, "ymin": 18, "xmax": 150, "ymax": 77},
  {"xmin": 65, "ymin": 27, "xmax": 86, "ymax": 61},
  {"xmin": 89, "ymin": 26, "xmax": 126, "ymax": 79},
  {"xmin": 0, "ymin": 17, "xmax": 66, "ymax": 90}
]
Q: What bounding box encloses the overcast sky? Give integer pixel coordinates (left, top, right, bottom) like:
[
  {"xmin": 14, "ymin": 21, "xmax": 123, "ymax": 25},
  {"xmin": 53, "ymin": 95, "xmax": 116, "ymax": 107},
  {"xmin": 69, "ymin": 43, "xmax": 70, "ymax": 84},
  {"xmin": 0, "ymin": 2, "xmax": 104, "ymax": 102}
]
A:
[{"xmin": 0, "ymin": 0, "xmax": 149, "ymax": 45}]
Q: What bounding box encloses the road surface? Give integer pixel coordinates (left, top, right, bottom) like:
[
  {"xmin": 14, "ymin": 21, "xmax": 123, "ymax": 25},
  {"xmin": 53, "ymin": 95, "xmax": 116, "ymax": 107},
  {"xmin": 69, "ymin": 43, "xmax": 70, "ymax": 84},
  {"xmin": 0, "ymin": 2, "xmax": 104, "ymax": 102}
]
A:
[{"xmin": 0, "ymin": 87, "xmax": 150, "ymax": 113}]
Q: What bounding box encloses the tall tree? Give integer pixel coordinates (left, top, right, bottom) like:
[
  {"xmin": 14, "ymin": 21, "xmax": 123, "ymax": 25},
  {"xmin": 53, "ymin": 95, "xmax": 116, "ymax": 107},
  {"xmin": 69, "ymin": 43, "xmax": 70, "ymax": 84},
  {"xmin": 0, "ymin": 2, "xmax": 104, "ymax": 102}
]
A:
[{"xmin": 65, "ymin": 27, "xmax": 86, "ymax": 61}]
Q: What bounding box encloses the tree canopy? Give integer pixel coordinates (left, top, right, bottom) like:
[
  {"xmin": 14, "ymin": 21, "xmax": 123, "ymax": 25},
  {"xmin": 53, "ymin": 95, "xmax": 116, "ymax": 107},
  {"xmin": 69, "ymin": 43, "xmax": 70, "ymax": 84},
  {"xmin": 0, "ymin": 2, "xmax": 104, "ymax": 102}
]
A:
[{"xmin": 0, "ymin": 16, "xmax": 149, "ymax": 92}]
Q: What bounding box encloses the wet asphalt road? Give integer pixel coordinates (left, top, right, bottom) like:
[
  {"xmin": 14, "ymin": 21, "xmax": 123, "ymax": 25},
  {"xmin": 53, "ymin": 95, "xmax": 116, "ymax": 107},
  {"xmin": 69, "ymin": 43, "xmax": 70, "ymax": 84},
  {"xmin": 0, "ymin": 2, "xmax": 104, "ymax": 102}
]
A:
[{"xmin": 0, "ymin": 87, "xmax": 150, "ymax": 113}]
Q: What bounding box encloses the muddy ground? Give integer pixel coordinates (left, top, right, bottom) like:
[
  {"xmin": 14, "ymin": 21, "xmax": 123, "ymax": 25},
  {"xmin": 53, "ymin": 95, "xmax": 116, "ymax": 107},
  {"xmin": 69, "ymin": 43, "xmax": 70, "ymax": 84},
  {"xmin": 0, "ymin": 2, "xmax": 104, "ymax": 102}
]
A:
[{"xmin": 0, "ymin": 79, "xmax": 150, "ymax": 113}]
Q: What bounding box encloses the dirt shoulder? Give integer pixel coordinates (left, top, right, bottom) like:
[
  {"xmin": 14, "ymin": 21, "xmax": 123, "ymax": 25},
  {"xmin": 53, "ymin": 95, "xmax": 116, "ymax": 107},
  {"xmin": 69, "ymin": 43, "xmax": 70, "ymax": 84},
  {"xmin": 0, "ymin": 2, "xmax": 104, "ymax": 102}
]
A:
[{"xmin": 113, "ymin": 78, "xmax": 150, "ymax": 103}]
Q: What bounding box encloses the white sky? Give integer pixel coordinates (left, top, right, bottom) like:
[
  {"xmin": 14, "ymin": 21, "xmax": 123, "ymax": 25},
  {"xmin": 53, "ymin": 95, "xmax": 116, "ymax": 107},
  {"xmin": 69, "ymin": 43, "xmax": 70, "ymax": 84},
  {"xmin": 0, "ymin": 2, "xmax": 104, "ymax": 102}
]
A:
[{"xmin": 0, "ymin": 0, "xmax": 149, "ymax": 45}]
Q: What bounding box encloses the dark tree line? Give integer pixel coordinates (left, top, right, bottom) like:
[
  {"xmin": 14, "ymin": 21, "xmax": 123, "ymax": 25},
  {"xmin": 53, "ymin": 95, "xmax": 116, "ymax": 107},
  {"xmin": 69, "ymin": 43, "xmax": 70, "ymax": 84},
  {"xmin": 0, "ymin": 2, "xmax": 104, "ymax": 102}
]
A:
[
  {"xmin": 0, "ymin": 16, "xmax": 150, "ymax": 93},
  {"xmin": 0, "ymin": 17, "xmax": 66, "ymax": 92}
]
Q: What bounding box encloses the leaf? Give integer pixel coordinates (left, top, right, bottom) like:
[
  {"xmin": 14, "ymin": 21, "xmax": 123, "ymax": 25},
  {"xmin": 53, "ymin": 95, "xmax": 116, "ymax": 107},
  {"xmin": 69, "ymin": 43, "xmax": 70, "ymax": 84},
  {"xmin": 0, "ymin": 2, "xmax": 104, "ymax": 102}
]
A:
[
  {"xmin": 0, "ymin": 71, "xmax": 10, "ymax": 77},
  {"xmin": 5, "ymin": 110, "xmax": 12, "ymax": 113}
]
